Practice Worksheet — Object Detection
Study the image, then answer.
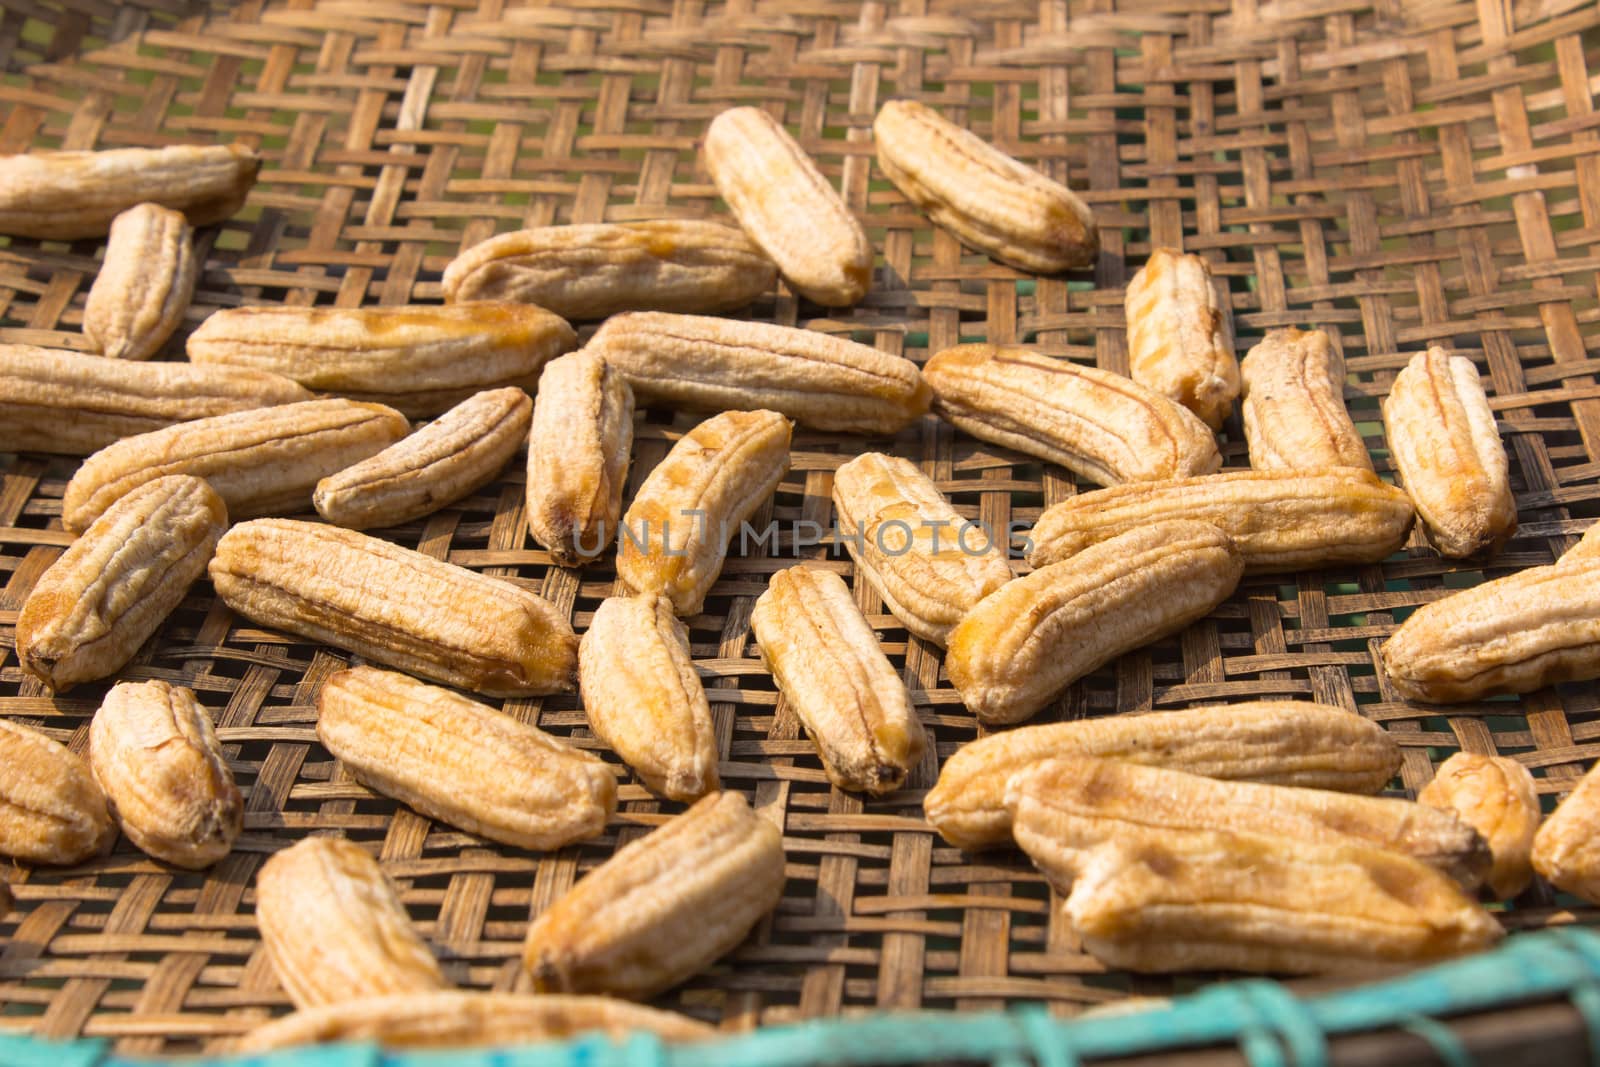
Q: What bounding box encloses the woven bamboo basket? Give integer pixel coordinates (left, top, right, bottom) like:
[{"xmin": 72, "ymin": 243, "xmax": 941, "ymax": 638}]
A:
[{"xmin": 3, "ymin": 0, "xmax": 1600, "ymax": 1062}]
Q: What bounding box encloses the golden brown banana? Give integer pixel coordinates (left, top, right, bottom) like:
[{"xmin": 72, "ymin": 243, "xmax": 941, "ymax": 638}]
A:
[
  {"xmin": 441, "ymin": 220, "xmax": 775, "ymax": 318},
  {"xmin": 1533, "ymin": 762, "xmax": 1600, "ymax": 903},
  {"xmin": 751, "ymin": 566, "xmax": 927, "ymax": 794},
  {"xmin": 1124, "ymin": 248, "xmax": 1238, "ymax": 429},
  {"xmin": 617, "ymin": 409, "xmax": 792, "ymax": 615},
  {"xmin": 1420, "ymin": 753, "xmax": 1540, "ymax": 899},
  {"xmin": 313, "ymin": 387, "xmax": 530, "ymax": 530},
  {"xmin": 830, "ymin": 452, "xmax": 1012, "ymax": 646},
  {"xmin": 1240, "ymin": 327, "xmax": 1372, "ymax": 471},
  {"xmin": 922, "ymin": 344, "xmax": 1220, "ymax": 484},
  {"xmin": 82, "ymin": 202, "xmax": 198, "ymax": 361},
  {"xmin": 946, "ymin": 521, "xmax": 1243, "ymax": 724},
  {"xmin": 16, "ymin": 475, "xmax": 226, "ymax": 691},
  {"xmin": 578, "ymin": 595, "xmax": 719, "ymax": 802},
  {"xmin": 209, "ymin": 519, "xmax": 578, "ymax": 697},
  {"xmin": 0, "ymin": 719, "xmax": 115, "ymax": 866},
  {"xmin": 317, "ymin": 667, "xmax": 615, "ymax": 850}
]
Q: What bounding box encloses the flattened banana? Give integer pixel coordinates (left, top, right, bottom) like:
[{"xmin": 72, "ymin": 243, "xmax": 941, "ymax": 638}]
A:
[
  {"xmin": 82, "ymin": 202, "xmax": 198, "ymax": 361},
  {"xmin": 1124, "ymin": 248, "xmax": 1238, "ymax": 429},
  {"xmin": 1240, "ymin": 327, "xmax": 1372, "ymax": 471}
]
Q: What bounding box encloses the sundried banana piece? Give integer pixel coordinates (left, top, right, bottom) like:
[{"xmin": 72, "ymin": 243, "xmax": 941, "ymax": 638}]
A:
[
  {"xmin": 188, "ymin": 302, "xmax": 577, "ymax": 418},
  {"xmin": 1380, "ymin": 554, "xmax": 1600, "ymax": 703},
  {"xmin": 873, "ymin": 100, "xmax": 1098, "ymax": 274},
  {"xmin": 62, "ymin": 398, "xmax": 408, "ymax": 533},
  {"xmin": 1124, "ymin": 248, "xmax": 1238, "ymax": 429},
  {"xmin": 1240, "ymin": 327, "xmax": 1372, "ymax": 471},
  {"xmin": 0, "ymin": 144, "xmax": 260, "ymax": 240},
  {"xmin": 922, "ymin": 344, "xmax": 1220, "ymax": 485},
  {"xmin": 1383, "ymin": 348, "xmax": 1516, "ymax": 558},
  {"xmin": 17, "ymin": 475, "xmax": 227, "ymax": 691},
  {"xmin": 0, "ymin": 719, "xmax": 115, "ymax": 866},
  {"xmin": 523, "ymin": 791, "xmax": 785, "ymax": 999},
  {"xmin": 925, "ymin": 700, "xmax": 1403, "ymax": 850},
  {"xmin": 578, "ymin": 595, "xmax": 719, "ymax": 803},
  {"xmin": 442, "ymin": 220, "xmax": 775, "ymax": 319},
  {"xmin": 525, "ymin": 350, "xmax": 635, "ymax": 567},
  {"xmin": 210, "ymin": 519, "xmax": 577, "ymax": 697},
  {"xmin": 314, "ymin": 387, "xmax": 531, "ymax": 530},
  {"xmin": 703, "ymin": 106, "xmax": 872, "ymax": 307},
  {"xmin": 1559, "ymin": 522, "xmax": 1600, "ymax": 564},
  {"xmin": 589, "ymin": 312, "xmax": 928, "ymax": 435},
  {"xmin": 946, "ymin": 521, "xmax": 1243, "ymax": 724},
  {"xmin": 1534, "ymin": 763, "xmax": 1600, "ymax": 903},
  {"xmin": 236, "ymin": 992, "xmax": 714, "ymax": 1052},
  {"xmin": 82, "ymin": 203, "xmax": 198, "ymax": 361},
  {"xmin": 1006, "ymin": 756, "xmax": 1488, "ymax": 889},
  {"xmin": 317, "ymin": 667, "xmax": 614, "ymax": 850},
  {"xmin": 617, "ymin": 409, "xmax": 792, "ymax": 616},
  {"xmin": 1027, "ymin": 468, "xmax": 1415, "ymax": 572},
  {"xmin": 256, "ymin": 836, "xmax": 448, "ymax": 1009},
  {"xmin": 1060, "ymin": 829, "xmax": 1501, "ymax": 975},
  {"xmin": 1, "ymin": 344, "xmax": 312, "ymax": 456},
  {"xmin": 830, "ymin": 452, "xmax": 1012, "ymax": 646},
  {"xmin": 89, "ymin": 680, "xmax": 241, "ymax": 869},
  {"xmin": 1420, "ymin": 753, "xmax": 1540, "ymax": 899},
  {"xmin": 751, "ymin": 567, "xmax": 927, "ymax": 795}
]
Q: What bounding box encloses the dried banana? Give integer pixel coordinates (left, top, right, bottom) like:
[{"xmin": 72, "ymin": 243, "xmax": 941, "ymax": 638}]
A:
[
  {"xmin": 209, "ymin": 519, "xmax": 578, "ymax": 697},
  {"xmin": 314, "ymin": 387, "xmax": 531, "ymax": 530},
  {"xmin": 1240, "ymin": 327, "xmax": 1372, "ymax": 471},
  {"xmin": 924, "ymin": 700, "xmax": 1403, "ymax": 850},
  {"xmin": 237, "ymin": 992, "xmax": 714, "ymax": 1052},
  {"xmin": 317, "ymin": 667, "xmax": 615, "ymax": 850},
  {"xmin": 751, "ymin": 566, "xmax": 927, "ymax": 794},
  {"xmin": 62, "ymin": 398, "xmax": 407, "ymax": 533},
  {"xmin": 0, "ymin": 144, "xmax": 260, "ymax": 240},
  {"xmin": 0, "ymin": 719, "xmax": 115, "ymax": 866},
  {"xmin": 1006, "ymin": 756, "xmax": 1488, "ymax": 888},
  {"xmin": 82, "ymin": 203, "xmax": 198, "ymax": 361},
  {"xmin": 922, "ymin": 344, "xmax": 1221, "ymax": 484},
  {"xmin": 187, "ymin": 302, "xmax": 577, "ymax": 417},
  {"xmin": 1057, "ymin": 829, "xmax": 1501, "ymax": 975},
  {"xmin": 946, "ymin": 521, "xmax": 1243, "ymax": 724},
  {"xmin": 441, "ymin": 219, "xmax": 775, "ymax": 318},
  {"xmin": 588, "ymin": 312, "xmax": 928, "ymax": 435},
  {"xmin": 578, "ymin": 595, "xmax": 718, "ymax": 802},
  {"xmin": 1, "ymin": 344, "xmax": 311, "ymax": 456},
  {"xmin": 523, "ymin": 791, "xmax": 785, "ymax": 999},
  {"xmin": 830, "ymin": 452, "xmax": 1012, "ymax": 646},
  {"xmin": 1533, "ymin": 762, "xmax": 1600, "ymax": 903},
  {"xmin": 88, "ymin": 680, "xmax": 241, "ymax": 869},
  {"xmin": 525, "ymin": 350, "xmax": 635, "ymax": 567},
  {"xmin": 873, "ymin": 100, "xmax": 1098, "ymax": 273},
  {"xmin": 17, "ymin": 475, "xmax": 226, "ymax": 691},
  {"xmin": 256, "ymin": 836, "xmax": 447, "ymax": 1009},
  {"xmin": 703, "ymin": 106, "xmax": 872, "ymax": 306},
  {"xmin": 617, "ymin": 409, "xmax": 792, "ymax": 616},
  {"xmin": 1382, "ymin": 347, "xmax": 1516, "ymax": 558},
  {"xmin": 1420, "ymin": 753, "xmax": 1540, "ymax": 899},
  {"xmin": 1026, "ymin": 467, "xmax": 1415, "ymax": 572},
  {"xmin": 1124, "ymin": 248, "xmax": 1238, "ymax": 429},
  {"xmin": 1380, "ymin": 549, "xmax": 1600, "ymax": 703}
]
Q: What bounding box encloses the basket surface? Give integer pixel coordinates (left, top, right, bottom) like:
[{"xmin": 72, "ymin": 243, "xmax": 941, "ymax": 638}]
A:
[{"xmin": 2, "ymin": 0, "xmax": 1600, "ymax": 1057}]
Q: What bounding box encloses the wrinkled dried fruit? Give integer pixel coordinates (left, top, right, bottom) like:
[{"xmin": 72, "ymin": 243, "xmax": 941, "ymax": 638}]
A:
[
  {"xmin": 523, "ymin": 791, "xmax": 785, "ymax": 999},
  {"xmin": 82, "ymin": 202, "xmax": 198, "ymax": 361},
  {"xmin": 1420, "ymin": 752, "xmax": 1540, "ymax": 899},
  {"xmin": 317, "ymin": 667, "xmax": 614, "ymax": 850},
  {"xmin": 752, "ymin": 566, "xmax": 926, "ymax": 794},
  {"xmin": 946, "ymin": 522, "xmax": 1243, "ymax": 724},
  {"xmin": 873, "ymin": 100, "xmax": 1097, "ymax": 273},
  {"xmin": 89, "ymin": 679, "xmax": 241, "ymax": 869},
  {"xmin": 616, "ymin": 409, "xmax": 792, "ymax": 616},
  {"xmin": 256, "ymin": 836, "xmax": 448, "ymax": 1009},
  {"xmin": 0, "ymin": 719, "xmax": 114, "ymax": 866},
  {"xmin": 210, "ymin": 519, "xmax": 577, "ymax": 697},
  {"xmin": 704, "ymin": 106, "xmax": 872, "ymax": 306},
  {"xmin": 1124, "ymin": 248, "xmax": 1238, "ymax": 429},
  {"xmin": 578, "ymin": 595, "xmax": 718, "ymax": 802},
  {"xmin": 17, "ymin": 475, "xmax": 226, "ymax": 691},
  {"xmin": 1240, "ymin": 327, "xmax": 1371, "ymax": 472},
  {"xmin": 1533, "ymin": 762, "xmax": 1600, "ymax": 903},
  {"xmin": 922, "ymin": 344, "xmax": 1220, "ymax": 485},
  {"xmin": 924, "ymin": 700, "xmax": 1402, "ymax": 850},
  {"xmin": 314, "ymin": 387, "xmax": 530, "ymax": 530},
  {"xmin": 442, "ymin": 220, "xmax": 775, "ymax": 319}
]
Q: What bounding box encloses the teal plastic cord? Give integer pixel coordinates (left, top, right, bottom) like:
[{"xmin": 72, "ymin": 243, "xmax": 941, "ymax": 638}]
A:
[{"xmin": 1396, "ymin": 1015, "xmax": 1473, "ymax": 1067}]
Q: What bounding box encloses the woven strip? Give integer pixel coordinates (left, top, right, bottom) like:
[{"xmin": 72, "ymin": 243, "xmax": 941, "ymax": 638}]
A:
[{"xmin": 1, "ymin": 0, "xmax": 1599, "ymax": 1056}]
